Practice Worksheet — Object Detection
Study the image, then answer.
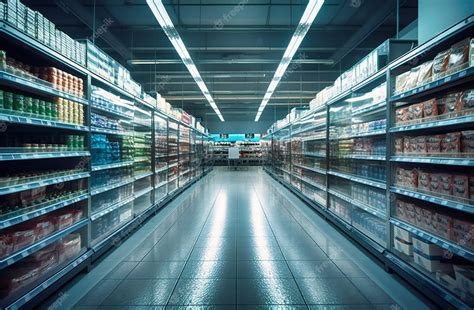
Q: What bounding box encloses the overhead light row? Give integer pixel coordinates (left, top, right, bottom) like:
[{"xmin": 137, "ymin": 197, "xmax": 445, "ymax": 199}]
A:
[
  {"xmin": 146, "ymin": 0, "xmax": 224, "ymax": 121},
  {"xmin": 255, "ymin": 0, "xmax": 325, "ymax": 122}
]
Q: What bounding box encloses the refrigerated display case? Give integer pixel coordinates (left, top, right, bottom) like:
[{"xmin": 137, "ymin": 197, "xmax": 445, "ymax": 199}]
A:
[
  {"xmin": 179, "ymin": 124, "xmax": 191, "ymax": 187},
  {"xmin": 168, "ymin": 120, "xmax": 179, "ymax": 193},
  {"xmin": 154, "ymin": 112, "xmax": 168, "ymax": 203}
]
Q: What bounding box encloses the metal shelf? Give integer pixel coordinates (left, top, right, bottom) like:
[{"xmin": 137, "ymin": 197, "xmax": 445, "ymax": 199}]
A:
[
  {"xmin": 91, "ymin": 196, "xmax": 134, "ymax": 221},
  {"xmin": 91, "ymin": 161, "xmax": 134, "ymax": 171},
  {"xmin": 328, "ymin": 170, "xmax": 386, "ymax": 189},
  {"xmin": 390, "ymin": 218, "xmax": 474, "ymax": 262},
  {"xmin": 328, "ymin": 189, "xmax": 386, "ymax": 220},
  {"xmin": 0, "ymin": 150, "xmax": 90, "ymax": 161},
  {"xmin": 91, "ymin": 127, "xmax": 131, "ymax": 136},
  {"xmin": 300, "ymin": 135, "xmax": 326, "ymax": 142},
  {"xmin": 302, "ymin": 152, "xmax": 327, "ymax": 158},
  {"xmin": 390, "ymin": 66, "xmax": 474, "ymax": 102},
  {"xmin": 292, "ymin": 163, "xmax": 327, "ymax": 175},
  {"xmin": 0, "ymin": 193, "xmax": 88, "ymax": 230},
  {"xmin": 332, "ymin": 129, "xmax": 386, "ymax": 140},
  {"xmin": 391, "ymin": 156, "xmax": 474, "ymax": 166},
  {"xmin": 390, "ymin": 114, "xmax": 474, "ymax": 133},
  {"xmin": 91, "ymin": 104, "xmax": 133, "ymax": 120},
  {"xmin": 155, "ymin": 181, "xmax": 167, "ymax": 188},
  {"xmin": 334, "ymin": 154, "xmax": 386, "ymax": 161},
  {"xmin": 352, "ymin": 100, "xmax": 386, "ymax": 117},
  {"xmin": 0, "ymin": 172, "xmax": 89, "ymax": 196},
  {"xmin": 134, "ymin": 172, "xmax": 153, "ymax": 181},
  {"xmin": 0, "ymin": 113, "xmax": 88, "ymax": 131},
  {"xmin": 0, "ymin": 219, "xmax": 89, "ymax": 270},
  {"xmin": 90, "ymin": 178, "xmax": 135, "ymax": 196},
  {"xmin": 296, "ymin": 175, "xmax": 326, "ymax": 192},
  {"xmin": 0, "ymin": 70, "xmax": 88, "ymax": 105},
  {"xmin": 134, "ymin": 186, "xmax": 153, "ymax": 199},
  {"xmin": 291, "ymin": 122, "xmax": 326, "ymax": 135},
  {"xmin": 391, "ymin": 187, "xmax": 474, "ymax": 214}
]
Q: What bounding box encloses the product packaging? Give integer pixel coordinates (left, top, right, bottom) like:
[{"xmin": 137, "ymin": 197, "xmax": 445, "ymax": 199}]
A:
[
  {"xmin": 427, "ymin": 134, "xmax": 443, "ymax": 154},
  {"xmin": 441, "ymin": 92, "xmax": 462, "ymax": 116},
  {"xmin": 447, "ymin": 38, "xmax": 470, "ymax": 75},
  {"xmin": 462, "ymin": 130, "xmax": 474, "ymax": 154},
  {"xmin": 439, "ymin": 174, "xmax": 453, "ymax": 196},
  {"xmin": 418, "ymin": 171, "xmax": 431, "ymax": 192},
  {"xmin": 441, "ymin": 132, "xmax": 462, "ymax": 154},
  {"xmin": 453, "ymin": 175, "xmax": 469, "ymax": 199},
  {"xmin": 432, "ymin": 49, "xmax": 450, "ymax": 80},
  {"xmin": 416, "ymin": 60, "xmax": 433, "ymax": 86},
  {"xmin": 395, "ymin": 71, "xmax": 410, "ymax": 94},
  {"xmin": 422, "ymin": 98, "xmax": 439, "ymax": 120}
]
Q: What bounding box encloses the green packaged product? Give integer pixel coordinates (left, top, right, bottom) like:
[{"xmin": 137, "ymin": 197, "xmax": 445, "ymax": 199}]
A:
[
  {"xmin": 51, "ymin": 102, "xmax": 58, "ymax": 119},
  {"xmin": 66, "ymin": 135, "xmax": 74, "ymax": 148},
  {"xmin": 13, "ymin": 94, "xmax": 24, "ymax": 112},
  {"xmin": 0, "ymin": 90, "xmax": 3, "ymax": 109},
  {"xmin": 45, "ymin": 101, "xmax": 52, "ymax": 117},
  {"xmin": 24, "ymin": 97, "xmax": 32, "ymax": 113},
  {"xmin": 78, "ymin": 136, "xmax": 84, "ymax": 149},
  {"xmin": 0, "ymin": 50, "xmax": 6, "ymax": 69},
  {"xmin": 31, "ymin": 98, "xmax": 39, "ymax": 114},
  {"xmin": 38, "ymin": 100, "xmax": 46, "ymax": 115},
  {"xmin": 4, "ymin": 92, "xmax": 13, "ymax": 110}
]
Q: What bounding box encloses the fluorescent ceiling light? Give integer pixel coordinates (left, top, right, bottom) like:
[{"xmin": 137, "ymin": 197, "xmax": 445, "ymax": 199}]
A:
[
  {"xmin": 255, "ymin": 0, "xmax": 324, "ymax": 122},
  {"xmin": 146, "ymin": 0, "xmax": 224, "ymax": 122}
]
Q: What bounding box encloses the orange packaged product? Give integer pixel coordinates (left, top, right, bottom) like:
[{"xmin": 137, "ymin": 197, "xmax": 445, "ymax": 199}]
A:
[
  {"xmin": 447, "ymin": 38, "xmax": 470, "ymax": 75},
  {"xmin": 427, "ymin": 134, "xmax": 443, "ymax": 154},
  {"xmin": 441, "ymin": 92, "xmax": 463, "ymax": 116},
  {"xmin": 405, "ymin": 203, "xmax": 417, "ymax": 224},
  {"xmin": 452, "ymin": 219, "xmax": 474, "ymax": 249},
  {"xmin": 418, "ymin": 171, "xmax": 431, "ymax": 192},
  {"xmin": 441, "ymin": 132, "xmax": 462, "ymax": 154},
  {"xmin": 403, "ymin": 136, "xmax": 413, "ymax": 153},
  {"xmin": 422, "ymin": 208, "xmax": 436, "ymax": 233},
  {"xmin": 435, "ymin": 213, "xmax": 453, "ymax": 240},
  {"xmin": 404, "ymin": 168, "xmax": 418, "ymax": 188},
  {"xmin": 422, "ymin": 98, "xmax": 438, "ymax": 120},
  {"xmin": 439, "ymin": 174, "xmax": 453, "ymax": 196},
  {"xmin": 459, "ymin": 89, "xmax": 474, "ymax": 114},
  {"xmin": 416, "ymin": 136, "xmax": 428, "ymax": 154},
  {"xmin": 462, "ymin": 130, "xmax": 474, "ymax": 154},
  {"xmin": 394, "ymin": 137, "xmax": 404, "ymax": 153},
  {"xmin": 395, "ymin": 167, "xmax": 405, "ymax": 186},
  {"xmin": 430, "ymin": 173, "xmax": 442, "ymax": 193},
  {"xmin": 395, "ymin": 107, "xmax": 409, "ymax": 125}
]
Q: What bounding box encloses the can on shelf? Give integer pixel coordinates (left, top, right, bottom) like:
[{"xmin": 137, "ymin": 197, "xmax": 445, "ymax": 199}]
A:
[
  {"xmin": 13, "ymin": 94, "xmax": 24, "ymax": 112},
  {"xmin": 4, "ymin": 92, "xmax": 13, "ymax": 110},
  {"xmin": 45, "ymin": 101, "xmax": 52, "ymax": 118},
  {"xmin": 31, "ymin": 98, "xmax": 39, "ymax": 114},
  {"xmin": 39, "ymin": 100, "xmax": 46, "ymax": 115},
  {"xmin": 66, "ymin": 135, "xmax": 74, "ymax": 149},
  {"xmin": 51, "ymin": 101, "xmax": 58, "ymax": 119},
  {"xmin": 0, "ymin": 90, "xmax": 3, "ymax": 109},
  {"xmin": 24, "ymin": 96, "xmax": 32, "ymax": 113}
]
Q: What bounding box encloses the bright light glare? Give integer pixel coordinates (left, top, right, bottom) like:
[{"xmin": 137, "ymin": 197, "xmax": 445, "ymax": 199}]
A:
[
  {"xmin": 255, "ymin": 0, "xmax": 324, "ymax": 122},
  {"xmin": 146, "ymin": 0, "xmax": 224, "ymax": 121}
]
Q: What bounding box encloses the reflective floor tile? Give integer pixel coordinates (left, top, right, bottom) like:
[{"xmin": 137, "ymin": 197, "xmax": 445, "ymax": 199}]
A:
[
  {"xmin": 101, "ymin": 279, "xmax": 176, "ymax": 306},
  {"xmin": 237, "ymin": 260, "xmax": 293, "ymax": 278},
  {"xmin": 181, "ymin": 260, "xmax": 236, "ymax": 278},
  {"xmin": 348, "ymin": 277, "xmax": 396, "ymax": 304},
  {"xmin": 166, "ymin": 306, "xmax": 235, "ymax": 310},
  {"xmin": 319, "ymin": 246, "xmax": 349, "ymax": 260},
  {"xmin": 195, "ymin": 237, "xmax": 235, "ymax": 248},
  {"xmin": 127, "ymin": 262, "xmax": 184, "ymax": 279},
  {"xmin": 296, "ymin": 278, "xmax": 369, "ymax": 305},
  {"xmin": 332, "ymin": 260, "xmax": 368, "ymax": 278},
  {"xmin": 188, "ymin": 246, "xmax": 237, "ymax": 261},
  {"xmin": 76, "ymin": 280, "xmax": 121, "ymax": 306},
  {"xmin": 237, "ymin": 246, "xmax": 285, "ymax": 261},
  {"xmin": 236, "ymin": 278, "xmax": 305, "ymax": 305},
  {"xmin": 143, "ymin": 245, "xmax": 192, "ymax": 261},
  {"xmin": 280, "ymin": 246, "xmax": 328, "ymax": 261},
  {"xmin": 104, "ymin": 262, "xmax": 139, "ymax": 279},
  {"xmin": 167, "ymin": 278, "xmax": 236, "ymax": 305},
  {"xmin": 287, "ymin": 260, "xmax": 344, "ymax": 278},
  {"xmin": 236, "ymin": 236, "xmax": 279, "ymax": 248}
]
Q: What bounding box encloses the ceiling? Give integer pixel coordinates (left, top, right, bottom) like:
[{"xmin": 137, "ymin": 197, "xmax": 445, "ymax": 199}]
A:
[{"xmin": 23, "ymin": 0, "xmax": 418, "ymax": 132}]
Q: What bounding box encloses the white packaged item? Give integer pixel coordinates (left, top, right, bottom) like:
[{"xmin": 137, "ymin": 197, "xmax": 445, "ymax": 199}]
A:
[
  {"xmin": 394, "ymin": 238, "xmax": 413, "ymax": 256},
  {"xmin": 394, "ymin": 226, "xmax": 412, "ymax": 242},
  {"xmin": 454, "ymin": 265, "xmax": 474, "ymax": 294},
  {"xmin": 413, "ymin": 252, "xmax": 453, "ymax": 273},
  {"xmin": 412, "ymin": 237, "xmax": 445, "ymax": 257}
]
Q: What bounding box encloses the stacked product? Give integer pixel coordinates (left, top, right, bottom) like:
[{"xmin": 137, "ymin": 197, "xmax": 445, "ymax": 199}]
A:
[
  {"xmin": 90, "ymin": 166, "xmax": 133, "ymax": 190},
  {"xmin": 395, "ymin": 38, "xmax": 473, "ymax": 94},
  {"xmin": 394, "ymin": 131, "xmax": 473, "ymax": 157},
  {"xmin": 91, "ymin": 86, "xmax": 134, "ymax": 117},
  {"xmin": 0, "ymin": 134, "xmax": 84, "ymax": 150}
]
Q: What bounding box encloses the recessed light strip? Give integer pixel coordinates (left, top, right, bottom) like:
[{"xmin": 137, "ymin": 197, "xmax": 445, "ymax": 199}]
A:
[
  {"xmin": 146, "ymin": 0, "xmax": 224, "ymax": 121},
  {"xmin": 255, "ymin": 0, "xmax": 324, "ymax": 121}
]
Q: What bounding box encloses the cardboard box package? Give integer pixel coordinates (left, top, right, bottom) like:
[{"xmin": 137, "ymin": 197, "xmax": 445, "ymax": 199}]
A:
[
  {"xmin": 413, "ymin": 251, "xmax": 453, "ymax": 273},
  {"xmin": 412, "ymin": 237, "xmax": 445, "ymax": 257},
  {"xmin": 394, "ymin": 226, "xmax": 412, "ymax": 242},
  {"xmin": 394, "ymin": 237, "xmax": 413, "ymax": 256}
]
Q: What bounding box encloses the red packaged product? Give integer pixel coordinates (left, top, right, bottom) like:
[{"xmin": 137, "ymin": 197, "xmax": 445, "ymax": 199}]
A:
[
  {"xmin": 12, "ymin": 225, "xmax": 36, "ymax": 252},
  {"xmin": 441, "ymin": 132, "xmax": 462, "ymax": 154},
  {"xmin": 422, "ymin": 98, "xmax": 439, "ymax": 119},
  {"xmin": 71, "ymin": 209, "xmax": 84, "ymax": 223},
  {"xmin": 418, "ymin": 171, "xmax": 431, "ymax": 192},
  {"xmin": 58, "ymin": 233, "xmax": 81, "ymax": 263},
  {"xmin": 416, "ymin": 136, "xmax": 428, "ymax": 154},
  {"xmin": 0, "ymin": 264, "xmax": 43, "ymax": 295},
  {"xmin": 405, "ymin": 203, "xmax": 416, "ymax": 224},
  {"xmin": 440, "ymin": 92, "xmax": 462, "ymax": 116},
  {"xmin": 470, "ymin": 176, "xmax": 474, "ymax": 201},
  {"xmin": 55, "ymin": 211, "xmax": 74, "ymax": 230},
  {"xmin": 453, "ymin": 175, "xmax": 469, "ymax": 199},
  {"xmin": 452, "ymin": 219, "xmax": 474, "ymax": 249},
  {"xmin": 395, "ymin": 167, "xmax": 405, "ymax": 186},
  {"xmin": 403, "ymin": 136, "xmax": 413, "ymax": 153},
  {"xmin": 0, "ymin": 233, "xmax": 14, "ymax": 258},
  {"xmin": 459, "ymin": 89, "xmax": 474, "ymax": 113},
  {"xmin": 447, "ymin": 38, "xmax": 470, "ymax": 74},
  {"xmin": 395, "ymin": 200, "xmax": 407, "ymax": 220},
  {"xmin": 21, "ymin": 243, "xmax": 58, "ymax": 273},
  {"xmin": 439, "ymin": 174, "xmax": 453, "ymax": 196},
  {"xmin": 415, "ymin": 207, "xmax": 424, "ymax": 228},
  {"xmin": 427, "ymin": 134, "xmax": 443, "ymax": 154},
  {"xmin": 430, "ymin": 173, "xmax": 442, "ymax": 193},
  {"xmin": 436, "ymin": 213, "xmax": 453, "ymax": 240},
  {"xmin": 395, "ymin": 107, "xmax": 409, "ymax": 125},
  {"xmin": 422, "ymin": 208, "xmax": 436, "ymax": 233},
  {"xmin": 462, "ymin": 130, "xmax": 474, "ymax": 154},
  {"xmin": 405, "ymin": 168, "xmax": 418, "ymax": 188},
  {"xmin": 34, "ymin": 218, "xmax": 55, "ymax": 240},
  {"xmin": 395, "ymin": 137, "xmax": 404, "ymax": 154}
]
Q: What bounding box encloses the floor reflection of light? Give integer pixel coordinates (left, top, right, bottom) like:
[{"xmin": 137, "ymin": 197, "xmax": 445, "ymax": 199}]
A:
[
  {"xmin": 250, "ymin": 192, "xmax": 282, "ymax": 301},
  {"xmin": 191, "ymin": 191, "xmax": 228, "ymax": 298}
]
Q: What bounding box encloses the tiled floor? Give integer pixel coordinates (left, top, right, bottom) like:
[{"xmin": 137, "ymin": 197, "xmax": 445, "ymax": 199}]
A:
[{"xmin": 56, "ymin": 168, "xmax": 431, "ymax": 309}]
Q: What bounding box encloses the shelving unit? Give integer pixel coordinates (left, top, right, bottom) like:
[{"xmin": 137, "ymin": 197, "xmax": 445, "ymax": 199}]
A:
[
  {"xmin": 262, "ymin": 16, "xmax": 474, "ymax": 309},
  {"xmin": 0, "ymin": 16, "xmax": 213, "ymax": 309}
]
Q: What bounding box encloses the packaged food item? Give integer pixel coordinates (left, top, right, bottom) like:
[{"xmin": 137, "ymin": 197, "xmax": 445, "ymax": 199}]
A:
[
  {"xmin": 432, "ymin": 49, "xmax": 450, "ymax": 80},
  {"xmin": 452, "ymin": 219, "xmax": 474, "ymax": 249},
  {"xmin": 395, "ymin": 71, "xmax": 410, "ymax": 94},
  {"xmin": 422, "ymin": 98, "xmax": 438, "ymax": 120},
  {"xmin": 416, "ymin": 136, "xmax": 428, "ymax": 154},
  {"xmin": 0, "ymin": 89, "xmax": 3, "ymax": 109},
  {"xmin": 395, "ymin": 107, "xmax": 409, "ymax": 124},
  {"xmin": 415, "ymin": 207, "xmax": 424, "ymax": 228},
  {"xmin": 470, "ymin": 176, "xmax": 474, "ymax": 202},
  {"xmin": 395, "ymin": 137, "xmax": 404, "ymax": 153},
  {"xmin": 430, "ymin": 173, "xmax": 441, "ymax": 193},
  {"xmin": 439, "ymin": 174, "xmax": 453, "ymax": 196},
  {"xmin": 12, "ymin": 225, "xmax": 36, "ymax": 251},
  {"xmin": 394, "ymin": 200, "xmax": 408, "ymax": 220},
  {"xmin": 453, "ymin": 175, "xmax": 469, "ymax": 199},
  {"xmin": 405, "ymin": 202, "xmax": 417, "ymax": 223},
  {"xmin": 441, "ymin": 132, "xmax": 462, "ymax": 154},
  {"xmin": 31, "ymin": 98, "xmax": 39, "ymax": 114},
  {"xmin": 418, "ymin": 171, "xmax": 431, "ymax": 192},
  {"xmin": 416, "ymin": 61, "xmax": 433, "ymax": 86},
  {"xmin": 436, "ymin": 213, "xmax": 453, "ymax": 240},
  {"xmin": 405, "ymin": 66, "xmax": 421, "ymax": 90},
  {"xmin": 441, "ymin": 92, "xmax": 462, "ymax": 115},
  {"xmin": 413, "ymin": 103, "xmax": 424, "ymax": 122},
  {"xmin": 13, "ymin": 94, "xmax": 24, "ymax": 112},
  {"xmin": 24, "ymin": 96, "xmax": 32, "ymax": 114},
  {"xmin": 403, "ymin": 136, "xmax": 413, "ymax": 153},
  {"xmin": 0, "ymin": 233, "xmax": 13, "ymax": 258},
  {"xmin": 4, "ymin": 92, "xmax": 13, "ymax": 110},
  {"xmin": 422, "ymin": 208, "xmax": 436, "ymax": 232},
  {"xmin": 427, "ymin": 134, "xmax": 443, "ymax": 154},
  {"xmin": 447, "ymin": 38, "xmax": 470, "ymax": 74},
  {"xmin": 58, "ymin": 233, "xmax": 81, "ymax": 263},
  {"xmin": 462, "ymin": 130, "xmax": 474, "ymax": 154},
  {"xmin": 459, "ymin": 89, "xmax": 474, "ymax": 114},
  {"xmin": 34, "ymin": 218, "xmax": 55, "ymax": 240}
]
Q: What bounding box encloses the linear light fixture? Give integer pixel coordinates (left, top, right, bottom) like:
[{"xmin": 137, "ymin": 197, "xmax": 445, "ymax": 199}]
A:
[
  {"xmin": 146, "ymin": 0, "xmax": 224, "ymax": 121},
  {"xmin": 255, "ymin": 0, "xmax": 324, "ymax": 122}
]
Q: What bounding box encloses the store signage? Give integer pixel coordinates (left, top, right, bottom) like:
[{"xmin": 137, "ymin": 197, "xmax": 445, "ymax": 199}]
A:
[{"xmin": 245, "ymin": 133, "xmax": 255, "ymax": 139}]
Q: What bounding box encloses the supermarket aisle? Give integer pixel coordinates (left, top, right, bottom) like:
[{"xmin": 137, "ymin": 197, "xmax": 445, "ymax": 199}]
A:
[{"xmin": 51, "ymin": 167, "xmax": 431, "ymax": 309}]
